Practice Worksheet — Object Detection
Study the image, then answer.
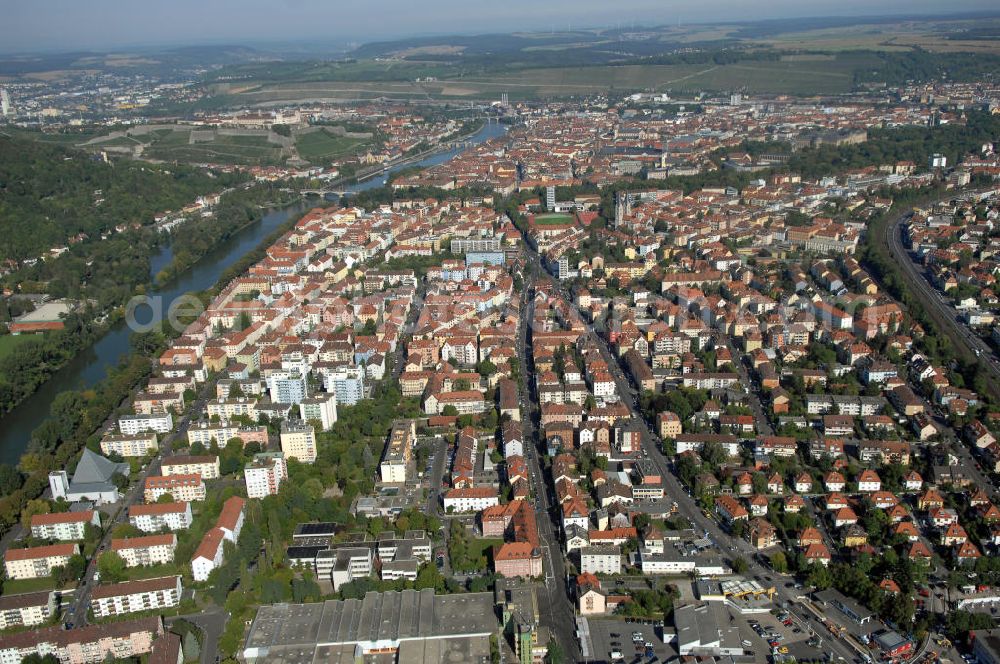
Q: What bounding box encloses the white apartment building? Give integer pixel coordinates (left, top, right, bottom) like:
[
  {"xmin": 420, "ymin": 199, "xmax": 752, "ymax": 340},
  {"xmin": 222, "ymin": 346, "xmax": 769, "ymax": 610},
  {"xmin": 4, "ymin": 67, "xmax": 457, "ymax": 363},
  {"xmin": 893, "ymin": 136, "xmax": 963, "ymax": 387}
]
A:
[
  {"xmin": 110, "ymin": 534, "xmax": 177, "ymax": 568},
  {"xmin": 206, "ymin": 397, "xmax": 259, "ymax": 421},
  {"xmin": 442, "ymin": 487, "xmax": 499, "ymax": 513},
  {"xmin": 280, "ymin": 421, "xmax": 317, "ymax": 464},
  {"xmin": 191, "ymin": 529, "xmax": 225, "ymax": 582},
  {"xmin": 4, "ymin": 543, "xmax": 79, "ymax": 580},
  {"xmin": 160, "ymin": 455, "xmax": 220, "ymax": 480},
  {"xmin": 90, "ymin": 576, "xmax": 182, "ymax": 618},
  {"xmin": 380, "ymin": 421, "xmax": 415, "ymax": 484},
  {"xmin": 118, "ymin": 413, "xmax": 173, "ymax": 436},
  {"xmin": 100, "ymin": 433, "xmax": 158, "ymax": 458},
  {"xmin": 0, "ymin": 591, "xmax": 56, "ymax": 629},
  {"xmin": 30, "ymin": 510, "xmax": 100, "ymax": 541},
  {"xmin": 186, "ymin": 422, "xmax": 268, "ymax": 446},
  {"xmin": 580, "ymin": 546, "xmax": 622, "ymax": 575},
  {"xmin": 143, "ymin": 474, "xmax": 206, "ymax": 503},
  {"xmin": 322, "ymin": 365, "xmax": 365, "ymax": 406},
  {"xmin": 191, "ymin": 497, "xmax": 245, "ymax": 582},
  {"xmin": 299, "ymin": 393, "xmax": 338, "ymax": 431},
  {"xmin": 244, "ymin": 452, "xmax": 287, "ymax": 499},
  {"xmin": 128, "ymin": 502, "xmax": 192, "ymax": 533}
]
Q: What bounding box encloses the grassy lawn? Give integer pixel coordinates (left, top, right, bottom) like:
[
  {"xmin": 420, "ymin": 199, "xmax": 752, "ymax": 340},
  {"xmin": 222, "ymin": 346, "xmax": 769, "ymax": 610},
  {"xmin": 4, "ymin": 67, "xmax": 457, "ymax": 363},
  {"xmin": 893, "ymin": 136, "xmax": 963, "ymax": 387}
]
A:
[
  {"xmin": 467, "ymin": 537, "xmax": 503, "ymax": 560},
  {"xmin": 122, "ymin": 562, "xmax": 183, "ymax": 582},
  {"xmin": 1, "ymin": 576, "xmax": 59, "ymax": 595},
  {"xmin": 534, "ymin": 213, "xmax": 575, "ymax": 226},
  {"xmin": 0, "ymin": 334, "xmax": 38, "ymax": 363},
  {"xmin": 295, "ymin": 129, "xmax": 368, "ymax": 162}
]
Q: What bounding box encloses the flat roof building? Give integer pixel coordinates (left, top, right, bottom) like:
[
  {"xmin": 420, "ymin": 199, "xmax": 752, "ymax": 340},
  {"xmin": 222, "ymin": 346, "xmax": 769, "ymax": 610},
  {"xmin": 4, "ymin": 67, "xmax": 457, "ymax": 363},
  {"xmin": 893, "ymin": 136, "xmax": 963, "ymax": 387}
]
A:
[{"xmin": 242, "ymin": 589, "xmax": 497, "ymax": 664}]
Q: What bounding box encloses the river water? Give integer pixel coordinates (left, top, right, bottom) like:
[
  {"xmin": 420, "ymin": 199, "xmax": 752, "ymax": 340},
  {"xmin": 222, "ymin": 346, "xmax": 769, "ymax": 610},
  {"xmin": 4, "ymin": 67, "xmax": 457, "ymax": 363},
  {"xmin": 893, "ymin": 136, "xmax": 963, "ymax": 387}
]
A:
[{"xmin": 0, "ymin": 121, "xmax": 507, "ymax": 465}]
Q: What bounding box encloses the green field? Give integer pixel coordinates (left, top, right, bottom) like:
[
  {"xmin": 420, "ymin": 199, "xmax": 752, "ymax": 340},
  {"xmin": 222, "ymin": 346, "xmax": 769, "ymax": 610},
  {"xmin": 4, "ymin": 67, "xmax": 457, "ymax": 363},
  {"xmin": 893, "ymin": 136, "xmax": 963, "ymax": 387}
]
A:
[
  {"xmin": 141, "ymin": 131, "xmax": 283, "ymax": 165},
  {"xmin": 534, "ymin": 213, "xmax": 575, "ymax": 225},
  {"xmin": 0, "ymin": 334, "xmax": 37, "ymax": 363},
  {"xmin": 1, "ymin": 575, "xmax": 58, "ymax": 596},
  {"xmin": 295, "ymin": 129, "xmax": 369, "ymax": 163},
  {"xmin": 229, "ymin": 58, "xmax": 862, "ymax": 101}
]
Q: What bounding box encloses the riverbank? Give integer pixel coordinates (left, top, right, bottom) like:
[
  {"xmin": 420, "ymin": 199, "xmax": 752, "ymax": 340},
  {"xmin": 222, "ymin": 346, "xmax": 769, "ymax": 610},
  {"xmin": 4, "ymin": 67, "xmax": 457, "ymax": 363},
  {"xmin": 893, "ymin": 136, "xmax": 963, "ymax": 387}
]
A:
[
  {"xmin": 0, "ymin": 120, "xmax": 509, "ymax": 468},
  {"xmin": 0, "ymin": 201, "xmax": 317, "ymax": 467},
  {"xmin": 0, "ymin": 202, "xmax": 319, "ymax": 538}
]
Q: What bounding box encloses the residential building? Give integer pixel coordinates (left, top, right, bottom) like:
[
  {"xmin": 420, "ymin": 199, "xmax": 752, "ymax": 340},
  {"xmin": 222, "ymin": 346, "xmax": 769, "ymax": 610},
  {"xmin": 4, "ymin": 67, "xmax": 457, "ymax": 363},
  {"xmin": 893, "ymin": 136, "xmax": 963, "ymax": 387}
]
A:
[
  {"xmin": 110, "ymin": 534, "xmax": 177, "ymax": 568},
  {"xmin": 118, "ymin": 413, "xmax": 173, "ymax": 435},
  {"xmin": 323, "ymin": 365, "xmax": 365, "ymax": 406},
  {"xmin": 143, "ymin": 474, "xmax": 206, "ymax": 503},
  {"xmin": 299, "ymin": 393, "xmax": 338, "ymax": 431},
  {"xmin": 244, "ymin": 452, "xmax": 288, "ymax": 499},
  {"xmin": 580, "ymin": 546, "xmax": 622, "ymax": 575},
  {"xmin": 90, "ymin": 576, "xmax": 182, "ymax": 618},
  {"xmin": 128, "ymin": 502, "xmax": 192, "ymax": 533},
  {"xmin": 30, "ymin": 510, "xmax": 99, "ymax": 541},
  {"xmin": 100, "ymin": 433, "xmax": 158, "ymax": 458},
  {"xmin": 280, "ymin": 420, "xmax": 317, "ymax": 464},
  {"xmin": 0, "ymin": 591, "xmax": 56, "ymax": 629},
  {"xmin": 443, "ymin": 487, "xmax": 499, "ymax": 513},
  {"xmin": 0, "ymin": 616, "xmax": 163, "ymax": 664},
  {"xmin": 380, "ymin": 420, "xmax": 415, "ymax": 483},
  {"xmin": 191, "ymin": 496, "xmax": 245, "ymax": 582},
  {"xmin": 267, "ymin": 372, "xmax": 309, "ymax": 405},
  {"xmin": 160, "ymin": 455, "xmax": 220, "ymax": 480},
  {"xmin": 3, "ymin": 543, "xmax": 78, "ymax": 580}
]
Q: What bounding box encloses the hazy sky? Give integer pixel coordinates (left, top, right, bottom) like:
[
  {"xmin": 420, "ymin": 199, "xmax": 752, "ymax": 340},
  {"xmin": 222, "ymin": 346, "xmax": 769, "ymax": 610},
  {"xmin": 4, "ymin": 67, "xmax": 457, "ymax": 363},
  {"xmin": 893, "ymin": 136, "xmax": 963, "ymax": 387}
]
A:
[{"xmin": 6, "ymin": 0, "xmax": 1000, "ymax": 53}]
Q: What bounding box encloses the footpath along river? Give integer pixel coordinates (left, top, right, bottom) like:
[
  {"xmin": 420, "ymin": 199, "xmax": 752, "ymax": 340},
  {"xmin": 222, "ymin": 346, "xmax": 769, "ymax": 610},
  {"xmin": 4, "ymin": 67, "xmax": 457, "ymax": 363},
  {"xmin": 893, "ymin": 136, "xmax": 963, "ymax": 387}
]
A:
[{"xmin": 0, "ymin": 121, "xmax": 507, "ymax": 465}]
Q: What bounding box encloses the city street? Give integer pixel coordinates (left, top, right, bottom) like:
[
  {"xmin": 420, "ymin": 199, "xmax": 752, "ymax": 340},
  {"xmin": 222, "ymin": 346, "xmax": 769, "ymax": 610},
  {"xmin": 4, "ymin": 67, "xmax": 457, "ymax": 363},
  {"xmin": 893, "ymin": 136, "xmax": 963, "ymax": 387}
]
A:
[{"xmin": 514, "ymin": 254, "xmax": 582, "ymax": 662}]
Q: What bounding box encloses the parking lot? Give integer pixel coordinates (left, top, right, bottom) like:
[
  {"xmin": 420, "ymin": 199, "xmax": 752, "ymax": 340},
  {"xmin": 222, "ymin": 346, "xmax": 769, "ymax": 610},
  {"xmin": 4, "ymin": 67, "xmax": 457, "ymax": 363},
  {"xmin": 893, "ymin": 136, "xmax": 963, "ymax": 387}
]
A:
[
  {"xmin": 583, "ymin": 618, "xmax": 674, "ymax": 663},
  {"xmin": 735, "ymin": 609, "xmax": 829, "ymax": 662}
]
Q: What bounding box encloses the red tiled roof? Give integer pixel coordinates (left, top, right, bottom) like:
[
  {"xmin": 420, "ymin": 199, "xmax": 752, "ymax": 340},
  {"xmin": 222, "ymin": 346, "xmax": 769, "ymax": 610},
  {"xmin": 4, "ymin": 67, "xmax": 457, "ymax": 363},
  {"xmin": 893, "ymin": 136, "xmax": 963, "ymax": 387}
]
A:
[
  {"xmin": 31, "ymin": 510, "xmax": 94, "ymax": 526},
  {"xmin": 4, "ymin": 543, "xmax": 76, "ymax": 561}
]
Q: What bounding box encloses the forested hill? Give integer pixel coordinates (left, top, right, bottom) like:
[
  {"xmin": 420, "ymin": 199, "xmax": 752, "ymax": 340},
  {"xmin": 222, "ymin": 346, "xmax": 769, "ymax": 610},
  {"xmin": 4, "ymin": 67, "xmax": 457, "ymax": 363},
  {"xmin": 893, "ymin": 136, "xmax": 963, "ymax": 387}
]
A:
[{"xmin": 0, "ymin": 135, "xmax": 237, "ymax": 263}]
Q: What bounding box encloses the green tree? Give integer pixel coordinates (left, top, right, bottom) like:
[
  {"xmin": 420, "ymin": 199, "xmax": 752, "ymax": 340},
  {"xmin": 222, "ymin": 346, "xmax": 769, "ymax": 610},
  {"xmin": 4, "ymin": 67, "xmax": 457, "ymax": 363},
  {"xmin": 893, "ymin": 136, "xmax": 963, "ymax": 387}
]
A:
[
  {"xmin": 97, "ymin": 551, "xmax": 128, "ymax": 583},
  {"xmin": 20, "ymin": 498, "xmax": 50, "ymax": 529},
  {"xmin": 545, "ymin": 640, "xmax": 565, "ymax": 664}
]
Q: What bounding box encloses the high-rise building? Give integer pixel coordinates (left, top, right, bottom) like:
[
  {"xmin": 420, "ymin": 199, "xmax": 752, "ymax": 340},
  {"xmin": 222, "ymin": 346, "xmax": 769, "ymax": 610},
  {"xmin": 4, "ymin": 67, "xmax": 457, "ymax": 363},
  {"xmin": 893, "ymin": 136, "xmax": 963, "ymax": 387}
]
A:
[
  {"xmin": 0, "ymin": 88, "xmax": 11, "ymax": 117},
  {"xmin": 267, "ymin": 372, "xmax": 308, "ymax": 405},
  {"xmin": 298, "ymin": 392, "xmax": 338, "ymax": 431},
  {"xmin": 545, "ymin": 185, "xmax": 556, "ymax": 210},
  {"xmin": 244, "ymin": 452, "xmax": 288, "ymax": 499},
  {"xmin": 280, "ymin": 420, "xmax": 317, "ymax": 464}
]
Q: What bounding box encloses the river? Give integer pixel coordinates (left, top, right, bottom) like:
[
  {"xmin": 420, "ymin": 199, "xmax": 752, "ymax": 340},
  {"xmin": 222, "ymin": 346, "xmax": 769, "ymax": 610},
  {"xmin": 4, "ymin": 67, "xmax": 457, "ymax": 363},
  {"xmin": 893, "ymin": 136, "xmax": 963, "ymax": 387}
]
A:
[{"xmin": 0, "ymin": 121, "xmax": 507, "ymax": 465}]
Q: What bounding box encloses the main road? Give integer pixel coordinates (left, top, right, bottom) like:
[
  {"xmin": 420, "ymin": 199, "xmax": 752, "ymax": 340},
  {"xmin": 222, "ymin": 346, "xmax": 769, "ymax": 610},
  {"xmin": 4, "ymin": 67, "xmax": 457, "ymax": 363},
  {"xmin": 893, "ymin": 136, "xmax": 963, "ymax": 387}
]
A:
[{"xmin": 515, "ymin": 251, "xmax": 581, "ymax": 662}]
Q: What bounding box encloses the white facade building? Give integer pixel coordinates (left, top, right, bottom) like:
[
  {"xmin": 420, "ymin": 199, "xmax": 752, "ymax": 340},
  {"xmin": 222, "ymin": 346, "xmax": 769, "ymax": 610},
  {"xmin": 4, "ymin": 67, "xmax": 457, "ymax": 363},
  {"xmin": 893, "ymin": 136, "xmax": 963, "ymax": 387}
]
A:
[{"xmin": 118, "ymin": 413, "xmax": 173, "ymax": 435}]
